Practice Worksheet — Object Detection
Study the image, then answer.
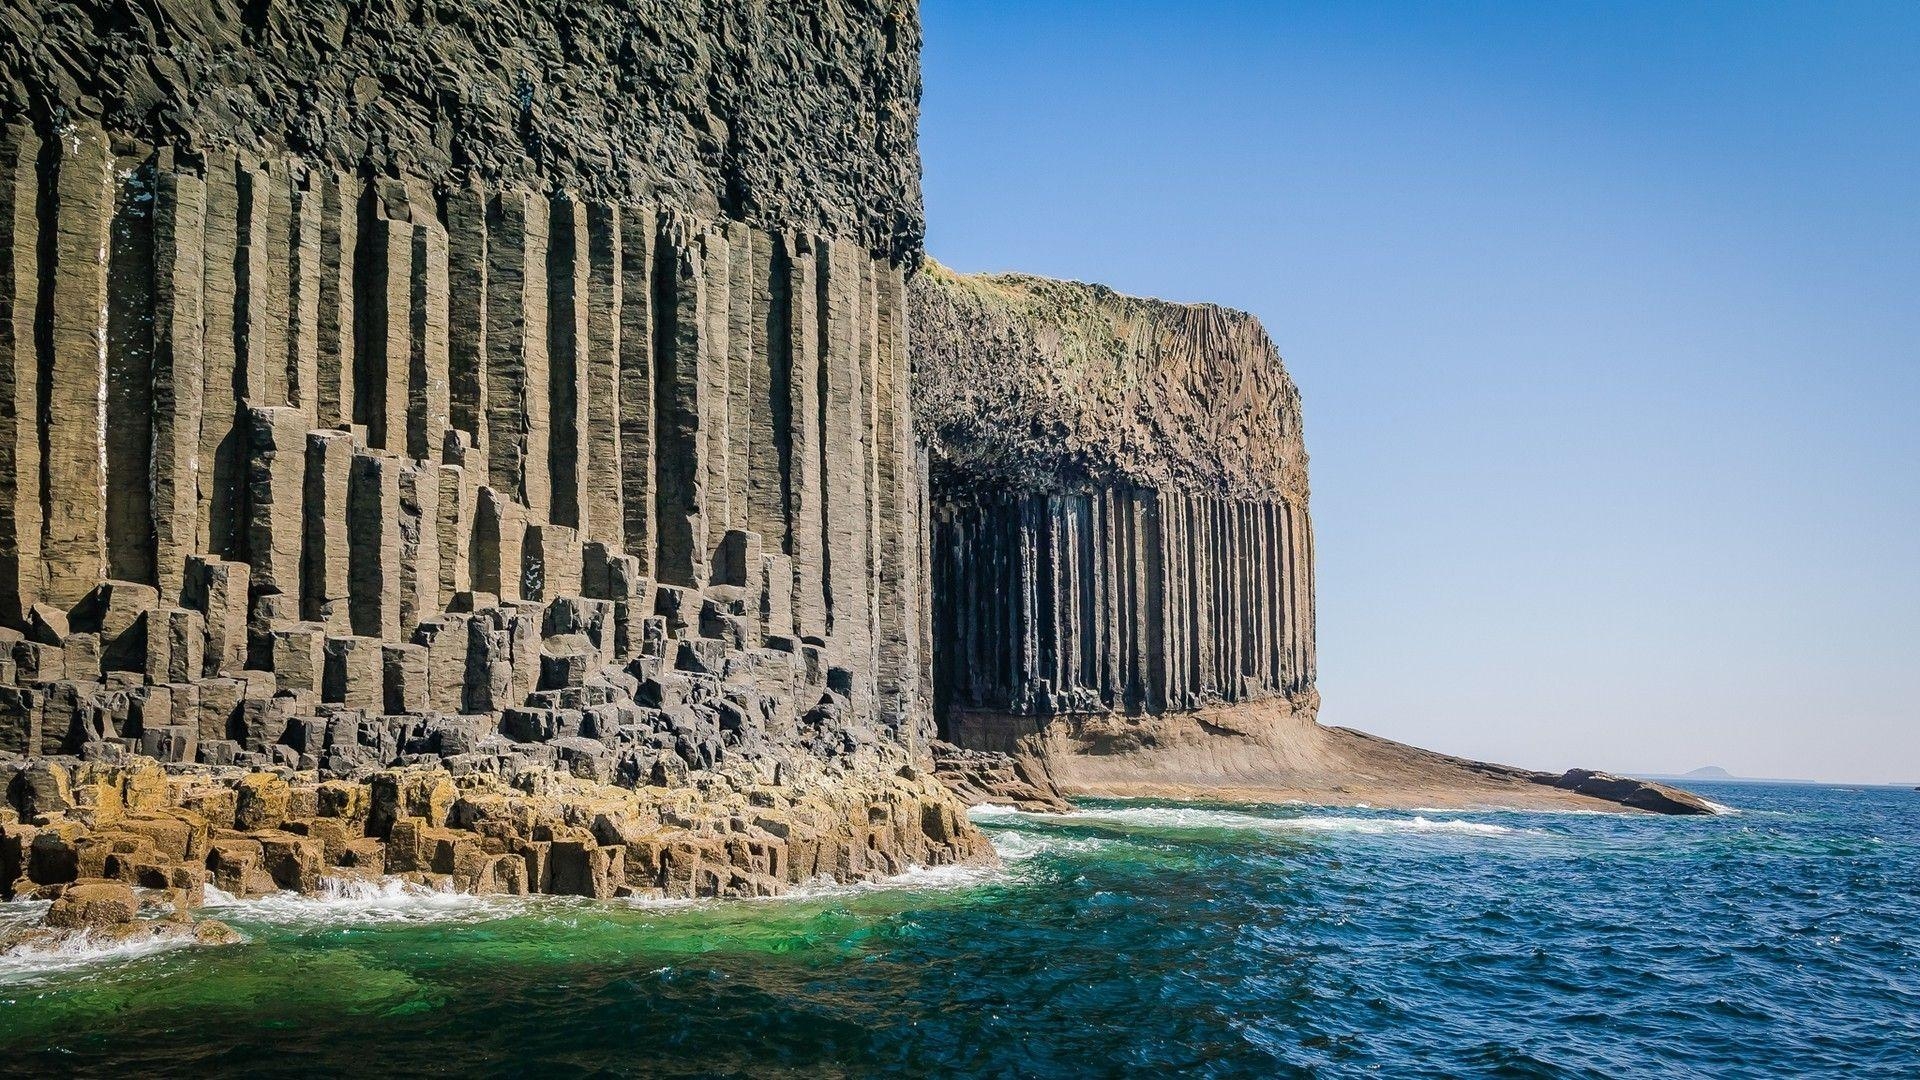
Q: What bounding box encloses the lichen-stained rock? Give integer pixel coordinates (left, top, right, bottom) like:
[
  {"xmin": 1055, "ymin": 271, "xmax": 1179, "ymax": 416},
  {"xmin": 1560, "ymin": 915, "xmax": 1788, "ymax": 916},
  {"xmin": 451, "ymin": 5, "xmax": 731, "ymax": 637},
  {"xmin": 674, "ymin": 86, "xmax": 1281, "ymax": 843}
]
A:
[
  {"xmin": 1, "ymin": 752, "xmax": 992, "ymax": 905},
  {"xmin": 43, "ymin": 879, "xmax": 137, "ymax": 928}
]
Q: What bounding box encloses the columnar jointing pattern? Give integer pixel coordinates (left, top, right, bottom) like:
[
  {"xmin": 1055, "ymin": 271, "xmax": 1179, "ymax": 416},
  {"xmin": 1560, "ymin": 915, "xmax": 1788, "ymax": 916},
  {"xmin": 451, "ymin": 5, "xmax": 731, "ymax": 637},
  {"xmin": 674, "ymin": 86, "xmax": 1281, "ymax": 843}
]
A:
[
  {"xmin": 931, "ymin": 488, "xmax": 1315, "ymax": 722},
  {"xmin": 0, "ymin": 125, "xmax": 929, "ymax": 766}
]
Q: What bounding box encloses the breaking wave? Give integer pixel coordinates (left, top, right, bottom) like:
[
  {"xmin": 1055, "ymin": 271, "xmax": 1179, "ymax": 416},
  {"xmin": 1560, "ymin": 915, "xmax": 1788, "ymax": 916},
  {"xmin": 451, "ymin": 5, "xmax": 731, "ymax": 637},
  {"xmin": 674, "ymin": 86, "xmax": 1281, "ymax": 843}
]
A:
[
  {"xmin": 0, "ymin": 916, "xmax": 225, "ymax": 986},
  {"xmin": 976, "ymin": 803, "xmax": 1528, "ymax": 837},
  {"xmin": 202, "ymin": 877, "xmax": 513, "ymax": 927}
]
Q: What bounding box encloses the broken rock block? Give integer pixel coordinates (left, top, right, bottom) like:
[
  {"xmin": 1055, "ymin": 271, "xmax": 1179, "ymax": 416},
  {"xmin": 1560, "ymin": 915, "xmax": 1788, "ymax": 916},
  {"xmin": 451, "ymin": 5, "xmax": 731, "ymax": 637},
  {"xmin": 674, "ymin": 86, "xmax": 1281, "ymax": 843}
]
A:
[
  {"xmin": 183, "ymin": 556, "xmax": 250, "ymax": 677},
  {"xmin": 323, "ymin": 636, "xmax": 382, "ymax": 709},
  {"xmin": 271, "ymin": 624, "xmax": 329, "ymax": 694},
  {"xmin": 382, "ymin": 643, "xmax": 429, "ymax": 714},
  {"xmin": 539, "ymin": 635, "xmax": 597, "ymax": 691}
]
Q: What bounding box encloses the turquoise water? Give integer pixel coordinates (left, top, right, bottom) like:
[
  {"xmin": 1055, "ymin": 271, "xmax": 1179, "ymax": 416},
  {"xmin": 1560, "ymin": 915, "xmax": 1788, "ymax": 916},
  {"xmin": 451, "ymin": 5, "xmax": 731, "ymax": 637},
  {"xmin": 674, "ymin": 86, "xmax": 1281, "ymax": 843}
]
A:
[{"xmin": 1, "ymin": 781, "xmax": 1915, "ymax": 1077}]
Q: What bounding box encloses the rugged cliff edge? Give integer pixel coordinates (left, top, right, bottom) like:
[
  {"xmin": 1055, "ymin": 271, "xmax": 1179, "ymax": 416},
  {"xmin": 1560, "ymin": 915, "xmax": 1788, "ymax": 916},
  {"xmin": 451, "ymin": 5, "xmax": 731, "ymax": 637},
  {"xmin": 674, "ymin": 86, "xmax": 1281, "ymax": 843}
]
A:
[{"xmin": 911, "ymin": 263, "xmax": 1713, "ymax": 816}]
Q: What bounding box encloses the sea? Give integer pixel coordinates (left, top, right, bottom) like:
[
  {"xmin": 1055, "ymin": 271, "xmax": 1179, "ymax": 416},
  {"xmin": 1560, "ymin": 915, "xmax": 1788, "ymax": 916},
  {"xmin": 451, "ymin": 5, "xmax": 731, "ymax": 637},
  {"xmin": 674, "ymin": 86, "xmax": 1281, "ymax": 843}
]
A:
[{"xmin": 1, "ymin": 780, "xmax": 1914, "ymax": 1077}]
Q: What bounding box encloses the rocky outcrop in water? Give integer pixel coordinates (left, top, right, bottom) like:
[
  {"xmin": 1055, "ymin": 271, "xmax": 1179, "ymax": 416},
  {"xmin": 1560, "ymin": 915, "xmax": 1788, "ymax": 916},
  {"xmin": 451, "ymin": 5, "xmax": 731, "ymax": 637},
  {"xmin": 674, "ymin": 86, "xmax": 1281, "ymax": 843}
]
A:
[{"xmin": 0, "ymin": 0, "xmax": 991, "ymax": 905}]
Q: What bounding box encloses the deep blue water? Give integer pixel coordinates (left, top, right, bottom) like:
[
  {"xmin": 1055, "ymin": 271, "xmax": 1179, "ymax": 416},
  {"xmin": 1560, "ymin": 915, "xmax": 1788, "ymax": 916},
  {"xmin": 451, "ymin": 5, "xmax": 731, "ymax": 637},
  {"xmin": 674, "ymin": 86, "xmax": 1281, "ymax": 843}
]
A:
[{"xmin": 1, "ymin": 780, "xmax": 1915, "ymax": 1077}]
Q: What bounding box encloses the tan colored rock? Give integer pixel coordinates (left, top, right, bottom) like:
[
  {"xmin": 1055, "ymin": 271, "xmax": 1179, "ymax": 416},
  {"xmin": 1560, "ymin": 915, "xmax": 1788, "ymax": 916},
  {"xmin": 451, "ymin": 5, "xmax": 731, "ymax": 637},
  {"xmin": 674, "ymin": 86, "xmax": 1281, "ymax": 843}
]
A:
[
  {"xmin": 234, "ymin": 772, "xmax": 291, "ymax": 830},
  {"xmin": 44, "ymin": 880, "xmax": 138, "ymax": 928}
]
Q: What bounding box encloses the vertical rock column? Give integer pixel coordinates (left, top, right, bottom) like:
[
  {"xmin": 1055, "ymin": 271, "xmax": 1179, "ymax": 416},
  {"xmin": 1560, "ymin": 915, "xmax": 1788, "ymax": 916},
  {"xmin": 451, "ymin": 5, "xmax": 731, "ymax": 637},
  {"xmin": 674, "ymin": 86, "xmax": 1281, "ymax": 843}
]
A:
[
  {"xmin": 357, "ymin": 179, "xmax": 413, "ymax": 455},
  {"xmin": 725, "ymin": 222, "xmax": 755, "ymax": 544},
  {"xmin": 0, "ymin": 125, "xmax": 45, "ymax": 623},
  {"xmin": 42, "ymin": 122, "xmax": 113, "ymax": 607},
  {"xmin": 314, "ymin": 170, "xmax": 357, "ymax": 430},
  {"xmin": 197, "ymin": 154, "xmax": 246, "ymax": 559},
  {"xmin": 582, "ymin": 202, "xmax": 624, "ymax": 550},
  {"xmin": 652, "ymin": 223, "xmax": 708, "ymax": 587},
  {"xmin": 484, "ymin": 190, "xmax": 550, "ymax": 517},
  {"xmin": 547, "ymin": 195, "xmax": 589, "ymax": 531},
  {"xmin": 872, "ymin": 262, "xmax": 919, "ymax": 731},
  {"xmin": 246, "ymin": 406, "xmax": 308, "ymax": 620},
  {"xmin": 302, "ymin": 429, "xmax": 353, "ymax": 629},
  {"xmin": 445, "ymin": 183, "xmax": 488, "ymax": 459},
  {"xmin": 149, "ymin": 154, "xmax": 205, "ymax": 603},
  {"xmin": 348, "ymin": 451, "xmax": 402, "ymax": 639},
  {"xmin": 283, "ymin": 167, "xmax": 322, "ymax": 422},
  {"xmin": 406, "ymin": 183, "xmax": 451, "ymax": 464},
  {"xmin": 819, "ymin": 238, "xmax": 873, "ymax": 669},
  {"xmin": 616, "ymin": 206, "xmax": 655, "ymax": 573},
  {"xmin": 746, "ymin": 230, "xmax": 790, "ymax": 562},
  {"xmin": 785, "ymin": 233, "xmax": 827, "ymax": 640},
  {"xmin": 105, "ymin": 150, "xmax": 155, "ymax": 586}
]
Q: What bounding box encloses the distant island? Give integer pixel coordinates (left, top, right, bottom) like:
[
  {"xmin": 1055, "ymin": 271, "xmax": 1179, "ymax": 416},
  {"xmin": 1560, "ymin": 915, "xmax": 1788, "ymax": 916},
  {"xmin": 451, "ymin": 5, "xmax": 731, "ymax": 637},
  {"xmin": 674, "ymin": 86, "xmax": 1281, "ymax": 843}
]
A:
[{"xmin": 1685, "ymin": 766, "xmax": 1735, "ymax": 779}]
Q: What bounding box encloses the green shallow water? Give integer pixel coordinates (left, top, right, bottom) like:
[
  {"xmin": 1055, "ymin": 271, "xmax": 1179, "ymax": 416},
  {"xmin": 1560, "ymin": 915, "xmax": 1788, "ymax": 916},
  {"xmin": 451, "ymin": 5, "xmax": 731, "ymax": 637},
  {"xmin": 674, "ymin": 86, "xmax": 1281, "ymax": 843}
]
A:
[{"xmin": 2, "ymin": 781, "xmax": 1916, "ymax": 1077}]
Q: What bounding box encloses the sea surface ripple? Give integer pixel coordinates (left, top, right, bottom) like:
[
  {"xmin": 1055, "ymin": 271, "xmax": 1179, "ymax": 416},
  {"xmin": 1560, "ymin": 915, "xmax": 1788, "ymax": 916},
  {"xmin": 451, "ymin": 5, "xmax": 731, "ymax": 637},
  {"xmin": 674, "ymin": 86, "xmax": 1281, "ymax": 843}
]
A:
[{"xmin": 0, "ymin": 780, "xmax": 1914, "ymax": 1077}]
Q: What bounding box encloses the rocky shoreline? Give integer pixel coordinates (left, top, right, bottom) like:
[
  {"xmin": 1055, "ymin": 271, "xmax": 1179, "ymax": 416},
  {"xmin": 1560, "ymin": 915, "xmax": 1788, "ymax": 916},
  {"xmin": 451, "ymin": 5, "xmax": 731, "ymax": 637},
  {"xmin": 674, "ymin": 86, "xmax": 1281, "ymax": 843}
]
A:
[
  {"xmin": 2, "ymin": 749, "xmax": 991, "ymax": 946},
  {"xmin": 937, "ymin": 701, "xmax": 1717, "ymax": 816}
]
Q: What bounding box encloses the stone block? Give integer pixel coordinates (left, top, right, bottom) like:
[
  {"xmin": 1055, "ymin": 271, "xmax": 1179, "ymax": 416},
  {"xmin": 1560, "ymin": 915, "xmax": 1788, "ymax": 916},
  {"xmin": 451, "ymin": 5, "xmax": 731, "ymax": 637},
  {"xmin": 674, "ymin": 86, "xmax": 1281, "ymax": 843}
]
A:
[
  {"xmin": 195, "ymin": 678, "xmax": 245, "ymax": 744},
  {"xmin": 12, "ymin": 641, "xmax": 63, "ymax": 683},
  {"xmin": 25, "ymin": 604, "xmax": 68, "ymax": 646},
  {"xmin": 183, "ymin": 556, "xmax": 249, "ymax": 677},
  {"xmin": 271, "ymin": 623, "xmax": 328, "ymax": 694},
  {"xmin": 654, "ymin": 585, "xmax": 698, "ymax": 637},
  {"xmin": 0, "ymin": 684, "xmax": 41, "ymax": 755},
  {"xmin": 523, "ymin": 523, "xmax": 580, "ymax": 602},
  {"xmin": 164, "ymin": 608, "xmax": 205, "ymax": 683},
  {"xmin": 412, "ymin": 615, "xmax": 471, "ymax": 714},
  {"xmin": 539, "ymin": 636, "xmax": 596, "ymax": 691},
  {"xmin": 323, "ymin": 636, "xmax": 383, "ymax": 709},
  {"xmin": 139, "ymin": 724, "xmax": 197, "ymax": 763},
  {"xmin": 712, "ymin": 529, "xmax": 762, "ymax": 588},
  {"xmin": 382, "ymin": 642, "xmax": 429, "ymax": 714}
]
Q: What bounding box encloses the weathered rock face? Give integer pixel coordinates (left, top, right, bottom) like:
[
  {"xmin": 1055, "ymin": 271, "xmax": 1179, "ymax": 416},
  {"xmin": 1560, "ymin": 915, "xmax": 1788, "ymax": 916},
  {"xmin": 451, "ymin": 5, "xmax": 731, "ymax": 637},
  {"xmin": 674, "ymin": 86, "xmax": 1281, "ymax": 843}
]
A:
[
  {"xmin": 0, "ymin": 0, "xmax": 924, "ymax": 262},
  {"xmin": 911, "ymin": 263, "xmax": 1317, "ymax": 738},
  {"xmin": 0, "ymin": 0, "xmax": 982, "ymax": 897}
]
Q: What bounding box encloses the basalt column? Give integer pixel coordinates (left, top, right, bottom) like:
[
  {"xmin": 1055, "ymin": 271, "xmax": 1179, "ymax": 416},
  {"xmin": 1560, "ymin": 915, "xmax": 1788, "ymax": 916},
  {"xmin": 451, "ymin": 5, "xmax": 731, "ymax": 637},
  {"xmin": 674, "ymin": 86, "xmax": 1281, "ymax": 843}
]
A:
[
  {"xmin": 912, "ymin": 263, "xmax": 1317, "ymax": 745},
  {"xmin": 0, "ymin": 136, "xmax": 937, "ymax": 765}
]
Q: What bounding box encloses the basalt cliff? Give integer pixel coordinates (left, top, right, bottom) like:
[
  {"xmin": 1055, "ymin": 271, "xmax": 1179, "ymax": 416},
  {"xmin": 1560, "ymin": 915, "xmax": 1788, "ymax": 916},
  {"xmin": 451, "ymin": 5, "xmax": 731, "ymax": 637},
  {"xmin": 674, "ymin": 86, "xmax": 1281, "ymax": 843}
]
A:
[
  {"xmin": 910, "ymin": 264, "xmax": 1710, "ymax": 817},
  {"xmin": 0, "ymin": 0, "xmax": 1706, "ymax": 944},
  {"xmin": 0, "ymin": 0, "xmax": 993, "ymax": 925}
]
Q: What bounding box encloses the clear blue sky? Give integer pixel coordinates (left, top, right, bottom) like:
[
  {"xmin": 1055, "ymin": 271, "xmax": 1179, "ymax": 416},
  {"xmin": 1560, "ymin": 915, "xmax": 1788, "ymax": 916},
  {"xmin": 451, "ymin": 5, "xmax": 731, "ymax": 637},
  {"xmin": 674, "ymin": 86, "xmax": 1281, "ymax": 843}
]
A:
[{"xmin": 919, "ymin": 0, "xmax": 1920, "ymax": 784}]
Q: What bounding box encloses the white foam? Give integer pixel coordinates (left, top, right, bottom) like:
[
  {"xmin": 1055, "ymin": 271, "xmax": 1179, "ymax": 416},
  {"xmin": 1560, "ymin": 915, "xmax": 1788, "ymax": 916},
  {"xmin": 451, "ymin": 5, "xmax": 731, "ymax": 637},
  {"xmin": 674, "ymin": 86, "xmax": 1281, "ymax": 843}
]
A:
[
  {"xmin": 980, "ymin": 804, "xmax": 1526, "ymax": 837},
  {"xmin": 202, "ymin": 876, "xmax": 513, "ymax": 927},
  {"xmin": 1410, "ymin": 805, "xmax": 1611, "ymax": 817},
  {"xmin": 0, "ymin": 922, "xmax": 223, "ymax": 985},
  {"xmin": 987, "ymin": 829, "xmax": 1112, "ymax": 862},
  {"xmin": 965, "ymin": 803, "xmax": 1027, "ymax": 820},
  {"xmin": 767, "ymin": 860, "xmax": 1001, "ymax": 900},
  {"xmin": 1700, "ymin": 798, "xmax": 1739, "ymax": 816}
]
